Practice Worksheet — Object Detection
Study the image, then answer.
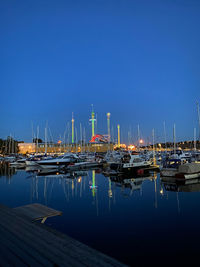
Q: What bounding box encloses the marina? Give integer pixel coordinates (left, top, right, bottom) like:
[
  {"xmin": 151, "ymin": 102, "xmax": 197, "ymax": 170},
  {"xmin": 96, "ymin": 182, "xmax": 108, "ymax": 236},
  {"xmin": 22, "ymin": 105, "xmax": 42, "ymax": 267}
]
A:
[
  {"xmin": 1, "ymin": 150, "xmax": 200, "ymax": 266},
  {"xmin": 1, "ymin": 0, "xmax": 200, "ymax": 265}
]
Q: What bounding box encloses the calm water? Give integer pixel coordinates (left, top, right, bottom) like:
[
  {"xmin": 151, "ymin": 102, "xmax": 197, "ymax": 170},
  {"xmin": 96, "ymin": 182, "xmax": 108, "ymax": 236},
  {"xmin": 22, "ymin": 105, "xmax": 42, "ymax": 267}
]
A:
[{"xmin": 1, "ymin": 165, "xmax": 200, "ymax": 266}]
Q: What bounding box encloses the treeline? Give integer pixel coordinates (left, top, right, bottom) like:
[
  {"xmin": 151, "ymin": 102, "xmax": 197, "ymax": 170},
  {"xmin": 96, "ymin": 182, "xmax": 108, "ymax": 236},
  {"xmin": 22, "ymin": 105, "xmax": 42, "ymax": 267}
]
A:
[{"xmin": 0, "ymin": 137, "xmax": 20, "ymax": 154}]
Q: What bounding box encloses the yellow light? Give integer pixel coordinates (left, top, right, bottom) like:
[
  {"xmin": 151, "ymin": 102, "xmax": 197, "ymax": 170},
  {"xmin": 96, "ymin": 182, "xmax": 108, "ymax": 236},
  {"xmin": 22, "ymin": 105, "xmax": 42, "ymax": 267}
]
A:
[
  {"xmin": 160, "ymin": 188, "xmax": 164, "ymax": 195},
  {"xmin": 78, "ymin": 177, "xmax": 82, "ymax": 183},
  {"xmin": 139, "ymin": 139, "xmax": 143, "ymax": 144},
  {"xmin": 128, "ymin": 145, "xmax": 135, "ymax": 150}
]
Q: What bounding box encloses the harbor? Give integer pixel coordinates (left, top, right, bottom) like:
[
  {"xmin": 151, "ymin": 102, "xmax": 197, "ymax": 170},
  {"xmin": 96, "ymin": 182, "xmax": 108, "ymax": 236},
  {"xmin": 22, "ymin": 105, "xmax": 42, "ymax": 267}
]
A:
[{"xmin": 1, "ymin": 143, "xmax": 200, "ymax": 266}]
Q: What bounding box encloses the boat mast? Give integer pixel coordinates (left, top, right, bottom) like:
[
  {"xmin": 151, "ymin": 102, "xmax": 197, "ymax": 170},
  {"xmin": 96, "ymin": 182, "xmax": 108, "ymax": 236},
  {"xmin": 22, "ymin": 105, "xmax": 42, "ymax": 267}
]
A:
[
  {"xmin": 152, "ymin": 129, "xmax": 156, "ymax": 165},
  {"xmin": 194, "ymin": 127, "xmax": 196, "ymax": 152},
  {"xmin": 173, "ymin": 124, "xmax": 176, "ymax": 155},
  {"xmin": 197, "ymin": 102, "xmax": 200, "ymax": 141},
  {"xmin": 80, "ymin": 123, "xmax": 82, "ymax": 153},
  {"xmin": 75, "ymin": 127, "xmax": 78, "ymax": 153},
  {"xmin": 36, "ymin": 126, "xmax": 39, "ymax": 154},
  {"xmin": 44, "ymin": 122, "xmax": 48, "ymax": 155},
  {"xmin": 138, "ymin": 124, "xmax": 140, "ymax": 152},
  {"xmin": 163, "ymin": 121, "xmax": 167, "ymax": 152}
]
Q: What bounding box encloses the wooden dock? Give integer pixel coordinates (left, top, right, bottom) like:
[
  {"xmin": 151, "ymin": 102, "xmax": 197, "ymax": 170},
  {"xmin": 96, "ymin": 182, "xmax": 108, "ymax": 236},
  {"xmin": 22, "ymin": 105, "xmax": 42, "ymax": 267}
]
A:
[
  {"xmin": 0, "ymin": 204, "xmax": 126, "ymax": 266},
  {"xmin": 14, "ymin": 203, "xmax": 62, "ymax": 223}
]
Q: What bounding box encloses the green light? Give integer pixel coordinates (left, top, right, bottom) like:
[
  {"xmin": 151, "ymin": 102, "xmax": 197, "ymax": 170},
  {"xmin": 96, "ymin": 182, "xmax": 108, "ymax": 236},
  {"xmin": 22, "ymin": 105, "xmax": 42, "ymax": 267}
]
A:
[
  {"xmin": 92, "ymin": 170, "xmax": 95, "ymax": 197},
  {"xmin": 89, "ymin": 108, "xmax": 96, "ymax": 138}
]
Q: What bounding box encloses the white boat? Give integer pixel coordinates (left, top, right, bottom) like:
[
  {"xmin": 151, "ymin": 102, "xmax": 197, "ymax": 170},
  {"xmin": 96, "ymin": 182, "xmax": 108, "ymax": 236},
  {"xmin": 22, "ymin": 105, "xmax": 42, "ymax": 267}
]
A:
[
  {"xmin": 161, "ymin": 161, "xmax": 200, "ymax": 179},
  {"xmin": 10, "ymin": 158, "xmax": 26, "ymax": 168},
  {"xmin": 37, "ymin": 153, "xmax": 80, "ymax": 169},
  {"xmin": 121, "ymin": 154, "xmax": 152, "ymax": 174},
  {"xmin": 25, "ymin": 155, "xmax": 53, "ymax": 166}
]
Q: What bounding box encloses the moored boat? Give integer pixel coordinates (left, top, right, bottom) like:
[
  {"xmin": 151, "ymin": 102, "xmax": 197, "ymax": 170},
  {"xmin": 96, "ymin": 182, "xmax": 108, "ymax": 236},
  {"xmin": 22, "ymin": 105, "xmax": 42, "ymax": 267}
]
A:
[
  {"xmin": 37, "ymin": 153, "xmax": 80, "ymax": 169},
  {"xmin": 161, "ymin": 161, "xmax": 200, "ymax": 179}
]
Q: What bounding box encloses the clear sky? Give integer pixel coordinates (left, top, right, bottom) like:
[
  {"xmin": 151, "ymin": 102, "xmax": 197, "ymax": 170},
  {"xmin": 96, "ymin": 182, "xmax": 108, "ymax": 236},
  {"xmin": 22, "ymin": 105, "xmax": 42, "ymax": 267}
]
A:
[{"xmin": 1, "ymin": 0, "xmax": 200, "ymax": 144}]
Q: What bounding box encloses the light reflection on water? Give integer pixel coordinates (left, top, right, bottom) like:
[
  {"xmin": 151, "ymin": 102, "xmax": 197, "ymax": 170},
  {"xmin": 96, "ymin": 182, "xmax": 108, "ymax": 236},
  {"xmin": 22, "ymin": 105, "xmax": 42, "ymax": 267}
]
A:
[{"xmin": 1, "ymin": 165, "xmax": 200, "ymax": 266}]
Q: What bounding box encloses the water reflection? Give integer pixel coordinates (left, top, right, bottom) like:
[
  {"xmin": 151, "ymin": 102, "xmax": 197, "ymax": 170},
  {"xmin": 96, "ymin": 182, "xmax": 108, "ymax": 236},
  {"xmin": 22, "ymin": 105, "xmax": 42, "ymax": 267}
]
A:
[
  {"xmin": 161, "ymin": 176, "xmax": 200, "ymax": 192},
  {"xmin": 0, "ymin": 162, "xmax": 16, "ymax": 180},
  {"xmin": 1, "ymin": 165, "xmax": 200, "ymax": 265}
]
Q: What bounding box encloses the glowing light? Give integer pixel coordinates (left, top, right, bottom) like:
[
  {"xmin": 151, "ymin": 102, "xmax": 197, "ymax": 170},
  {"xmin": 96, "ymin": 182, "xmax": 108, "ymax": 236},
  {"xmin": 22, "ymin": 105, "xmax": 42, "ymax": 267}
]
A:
[
  {"xmin": 139, "ymin": 139, "xmax": 144, "ymax": 144},
  {"xmin": 114, "ymin": 143, "xmax": 126, "ymax": 149},
  {"xmin": 57, "ymin": 140, "xmax": 62, "ymax": 144},
  {"xmin": 128, "ymin": 145, "xmax": 135, "ymax": 150},
  {"xmin": 89, "ymin": 134, "xmax": 109, "ymax": 143},
  {"xmin": 78, "ymin": 177, "xmax": 82, "ymax": 183},
  {"xmin": 160, "ymin": 188, "xmax": 164, "ymax": 195},
  {"xmin": 89, "ymin": 105, "xmax": 96, "ymax": 138}
]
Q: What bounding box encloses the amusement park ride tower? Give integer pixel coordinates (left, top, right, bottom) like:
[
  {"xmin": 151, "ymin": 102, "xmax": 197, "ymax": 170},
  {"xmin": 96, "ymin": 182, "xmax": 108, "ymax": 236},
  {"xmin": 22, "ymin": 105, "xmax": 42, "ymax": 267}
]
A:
[
  {"xmin": 89, "ymin": 105, "xmax": 96, "ymax": 139},
  {"xmin": 117, "ymin": 124, "xmax": 120, "ymax": 146},
  {"xmin": 107, "ymin": 112, "xmax": 111, "ymax": 141}
]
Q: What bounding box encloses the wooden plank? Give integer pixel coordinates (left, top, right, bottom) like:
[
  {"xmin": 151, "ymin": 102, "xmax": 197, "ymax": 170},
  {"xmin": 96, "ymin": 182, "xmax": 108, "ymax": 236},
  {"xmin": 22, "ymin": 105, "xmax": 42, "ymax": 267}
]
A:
[
  {"xmin": 13, "ymin": 203, "xmax": 62, "ymax": 221},
  {"xmin": 0, "ymin": 204, "xmax": 126, "ymax": 267}
]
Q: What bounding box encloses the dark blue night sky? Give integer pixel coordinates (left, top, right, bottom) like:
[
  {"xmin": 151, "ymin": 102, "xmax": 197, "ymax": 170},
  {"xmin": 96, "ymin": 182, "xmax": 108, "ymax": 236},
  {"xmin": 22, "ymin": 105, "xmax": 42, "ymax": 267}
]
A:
[{"xmin": 1, "ymin": 0, "xmax": 200, "ymax": 143}]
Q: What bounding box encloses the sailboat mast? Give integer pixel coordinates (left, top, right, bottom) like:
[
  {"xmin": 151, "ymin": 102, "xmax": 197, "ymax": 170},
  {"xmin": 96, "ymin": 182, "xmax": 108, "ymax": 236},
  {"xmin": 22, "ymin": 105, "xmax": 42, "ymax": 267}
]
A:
[
  {"xmin": 173, "ymin": 124, "xmax": 176, "ymax": 155},
  {"xmin": 36, "ymin": 126, "xmax": 39, "ymax": 154},
  {"xmin": 138, "ymin": 124, "xmax": 140, "ymax": 151},
  {"xmin": 80, "ymin": 123, "xmax": 82, "ymax": 153},
  {"xmin": 197, "ymin": 102, "xmax": 200, "ymax": 141},
  {"xmin": 45, "ymin": 125, "xmax": 47, "ymax": 154},
  {"xmin": 163, "ymin": 121, "xmax": 167, "ymax": 152},
  {"xmin": 194, "ymin": 127, "xmax": 196, "ymax": 151},
  {"xmin": 152, "ymin": 129, "xmax": 156, "ymax": 165}
]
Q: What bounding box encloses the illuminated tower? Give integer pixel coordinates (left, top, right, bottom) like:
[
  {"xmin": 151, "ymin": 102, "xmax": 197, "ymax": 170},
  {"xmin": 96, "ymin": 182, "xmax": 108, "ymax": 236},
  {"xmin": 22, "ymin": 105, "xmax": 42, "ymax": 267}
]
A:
[
  {"xmin": 117, "ymin": 124, "xmax": 120, "ymax": 146},
  {"xmin": 71, "ymin": 112, "xmax": 74, "ymax": 144},
  {"xmin": 89, "ymin": 105, "xmax": 96, "ymax": 138},
  {"xmin": 107, "ymin": 112, "xmax": 111, "ymax": 141}
]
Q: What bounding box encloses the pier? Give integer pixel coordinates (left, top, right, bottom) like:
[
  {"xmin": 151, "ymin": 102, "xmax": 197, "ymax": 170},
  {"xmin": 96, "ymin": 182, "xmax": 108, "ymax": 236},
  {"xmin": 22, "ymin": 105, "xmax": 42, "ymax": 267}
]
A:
[{"xmin": 0, "ymin": 203, "xmax": 126, "ymax": 266}]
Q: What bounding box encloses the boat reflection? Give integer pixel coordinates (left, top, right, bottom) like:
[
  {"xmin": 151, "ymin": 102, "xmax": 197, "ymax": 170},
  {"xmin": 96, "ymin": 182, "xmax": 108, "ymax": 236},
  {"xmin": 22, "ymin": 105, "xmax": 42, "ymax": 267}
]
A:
[
  {"xmin": 0, "ymin": 162, "xmax": 16, "ymax": 179},
  {"xmin": 161, "ymin": 177, "xmax": 200, "ymax": 192},
  {"xmin": 109, "ymin": 173, "xmax": 155, "ymax": 194}
]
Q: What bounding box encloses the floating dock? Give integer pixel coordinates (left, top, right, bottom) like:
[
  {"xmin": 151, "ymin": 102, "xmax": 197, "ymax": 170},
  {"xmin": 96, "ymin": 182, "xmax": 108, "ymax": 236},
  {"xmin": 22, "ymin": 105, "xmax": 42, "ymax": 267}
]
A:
[{"xmin": 0, "ymin": 203, "xmax": 126, "ymax": 266}]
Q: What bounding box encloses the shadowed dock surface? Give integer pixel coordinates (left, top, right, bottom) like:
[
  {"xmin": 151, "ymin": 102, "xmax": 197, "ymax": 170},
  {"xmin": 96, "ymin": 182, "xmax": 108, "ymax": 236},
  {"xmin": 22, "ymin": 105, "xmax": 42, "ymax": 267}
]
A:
[
  {"xmin": 0, "ymin": 204, "xmax": 126, "ymax": 266},
  {"xmin": 14, "ymin": 203, "xmax": 62, "ymax": 223}
]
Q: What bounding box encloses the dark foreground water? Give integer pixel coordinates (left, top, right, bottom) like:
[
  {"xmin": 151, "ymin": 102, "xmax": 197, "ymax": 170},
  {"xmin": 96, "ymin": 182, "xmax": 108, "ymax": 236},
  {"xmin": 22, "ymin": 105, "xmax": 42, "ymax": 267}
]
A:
[{"xmin": 1, "ymin": 165, "xmax": 200, "ymax": 266}]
